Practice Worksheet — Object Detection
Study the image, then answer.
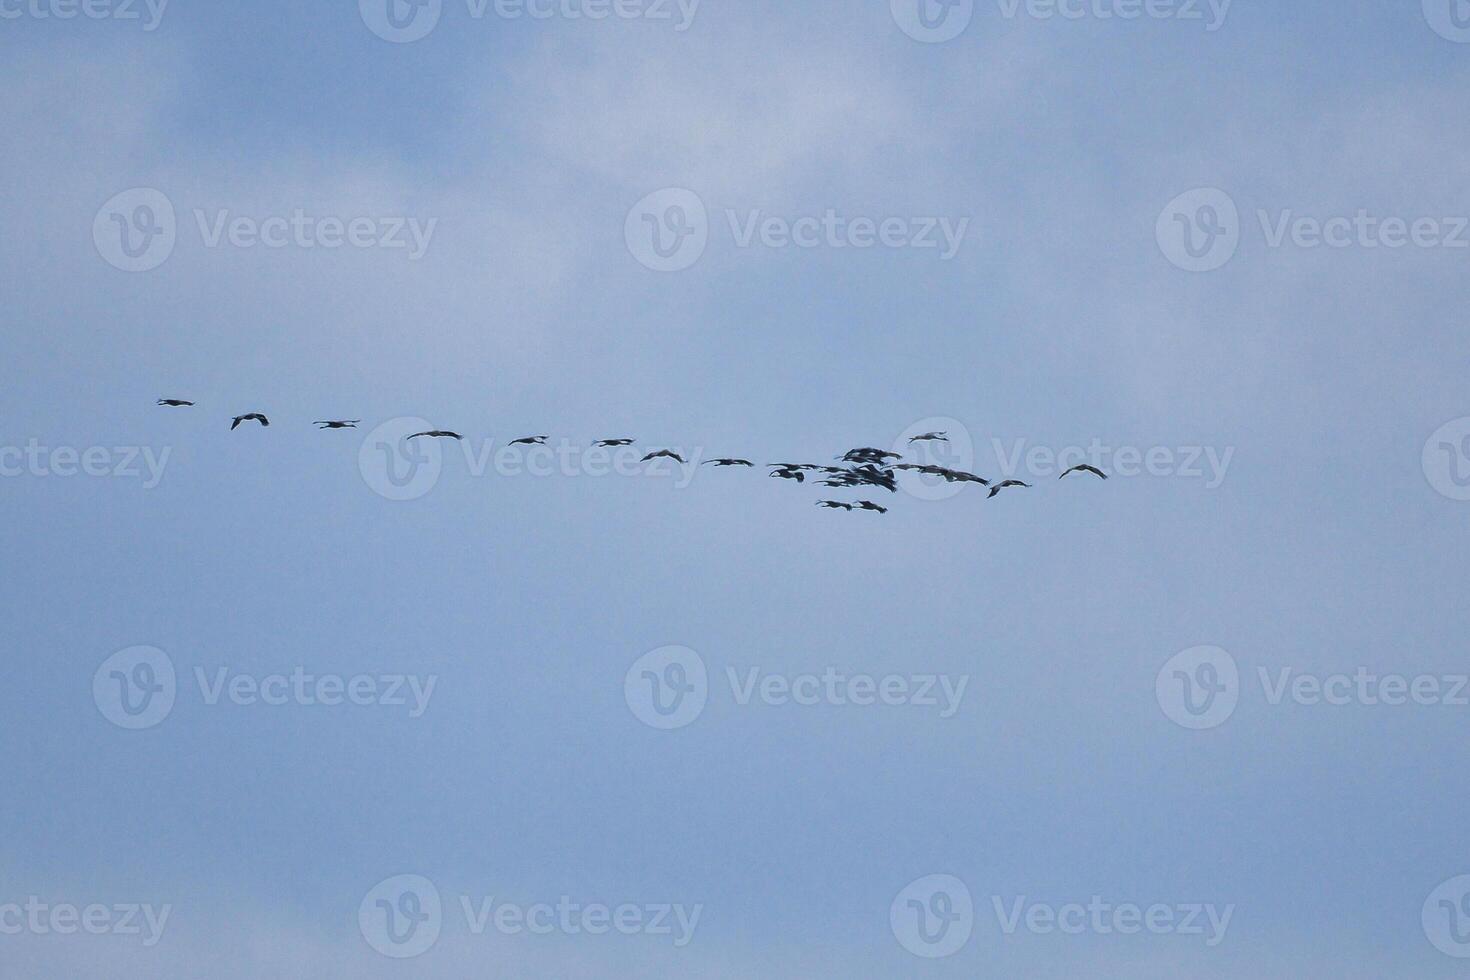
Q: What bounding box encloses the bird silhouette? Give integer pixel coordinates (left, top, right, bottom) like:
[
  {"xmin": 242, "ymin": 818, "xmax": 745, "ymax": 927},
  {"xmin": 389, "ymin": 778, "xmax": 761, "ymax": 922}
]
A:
[
  {"xmin": 855, "ymin": 501, "xmax": 889, "ymax": 513},
  {"xmin": 231, "ymin": 413, "xmax": 269, "ymax": 430},
  {"xmin": 509, "ymin": 436, "xmax": 549, "ymax": 446},
  {"xmin": 641, "ymin": 450, "xmax": 687, "ymax": 464},
  {"xmin": 988, "ymin": 479, "xmax": 1032, "ymax": 498},
  {"xmin": 704, "ymin": 458, "xmax": 754, "ymax": 467},
  {"xmin": 594, "ymin": 439, "xmax": 635, "ymax": 447},
  {"xmin": 839, "ymin": 448, "xmax": 902, "ymax": 464},
  {"xmin": 157, "ymin": 399, "xmax": 194, "ymax": 407},
  {"xmin": 896, "ymin": 464, "xmax": 988, "ymax": 485},
  {"xmin": 770, "ymin": 468, "xmax": 806, "ymax": 483},
  {"xmin": 1061, "ymin": 464, "xmax": 1108, "ymax": 480},
  {"xmin": 908, "ymin": 432, "xmax": 948, "ymax": 444},
  {"xmin": 816, "ymin": 501, "xmax": 855, "ymax": 511},
  {"xmin": 820, "ymin": 464, "xmax": 898, "ymax": 493},
  {"xmin": 314, "ymin": 420, "xmax": 359, "ymax": 429},
  {"xmin": 408, "ymin": 430, "xmax": 463, "ymax": 441}
]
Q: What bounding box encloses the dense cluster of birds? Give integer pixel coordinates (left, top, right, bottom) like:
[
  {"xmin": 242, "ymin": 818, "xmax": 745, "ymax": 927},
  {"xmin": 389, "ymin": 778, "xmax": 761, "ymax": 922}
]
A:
[{"xmin": 156, "ymin": 399, "xmax": 1109, "ymax": 512}]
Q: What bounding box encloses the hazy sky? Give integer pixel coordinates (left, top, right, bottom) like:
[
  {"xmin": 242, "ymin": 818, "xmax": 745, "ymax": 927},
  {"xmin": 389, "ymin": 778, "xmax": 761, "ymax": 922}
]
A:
[{"xmin": 4, "ymin": 1, "xmax": 1470, "ymax": 976}]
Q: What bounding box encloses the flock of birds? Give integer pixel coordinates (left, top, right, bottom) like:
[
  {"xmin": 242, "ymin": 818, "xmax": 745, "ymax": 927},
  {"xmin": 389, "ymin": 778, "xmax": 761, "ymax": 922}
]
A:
[{"xmin": 156, "ymin": 400, "xmax": 1110, "ymax": 511}]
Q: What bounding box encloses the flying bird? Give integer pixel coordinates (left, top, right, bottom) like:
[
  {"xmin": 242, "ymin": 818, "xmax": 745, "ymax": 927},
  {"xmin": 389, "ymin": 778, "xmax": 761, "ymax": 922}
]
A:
[
  {"xmin": 896, "ymin": 464, "xmax": 988, "ymax": 485},
  {"xmin": 770, "ymin": 468, "xmax": 806, "ymax": 483},
  {"xmin": 314, "ymin": 420, "xmax": 359, "ymax": 429},
  {"xmin": 1061, "ymin": 464, "xmax": 1109, "ymax": 480},
  {"xmin": 704, "ymin": 458, "xmax": 754, "ymax": 467},
  {"xmin": 908, "ymin": 432, "xmax": 948, "ymax": 444},
  {"xmin": 641, "ymin": 450, "xmax": 687, "ymax": 464},
  {"xmin": 157, "ymin": 399, "xmax": 194, "ymax": 407},
  {"xmin": 820, "ymin": 464, "xmax": 898, "ymax": 493},
  {"xmin": 855, "ymin": 501, "xmax": 889, "ymax": 513},
  {"xmin": 839, "ymin": 448, "xmax": 902, "ymax": 464},
  {"xmin": 508, "ymin": 436, "xmax": 549, "ymax": 446},
  {"xmin": 987, "ymin": 479, "xmax": 1032, "ymax": 498},
  {"xmin": 408, "ymin": 430, "xmax": 463, "ymax": 441},
  {"xmin": 594, "ymin": 439, "xmax": 635, "ymax": 447},
  {"xmin": 816, "ymin": 501, "xmax": 855, "ymax": 511},
  {"xmin": 231, "ymin": 413, "xmax": 269, "ymax": 430}
]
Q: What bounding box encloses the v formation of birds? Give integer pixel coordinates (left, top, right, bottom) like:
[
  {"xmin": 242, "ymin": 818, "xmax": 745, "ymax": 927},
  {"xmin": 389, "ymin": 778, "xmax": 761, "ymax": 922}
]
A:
[{"xmin": 157, "ymin": 400, "xmax": 1109, "ymax": 510}]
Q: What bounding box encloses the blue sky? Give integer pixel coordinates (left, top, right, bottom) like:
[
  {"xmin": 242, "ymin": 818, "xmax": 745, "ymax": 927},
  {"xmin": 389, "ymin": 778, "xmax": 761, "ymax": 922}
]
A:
[{"xmin": 4, "ymin": 0, "xmax": 1470, "ymax": 976}]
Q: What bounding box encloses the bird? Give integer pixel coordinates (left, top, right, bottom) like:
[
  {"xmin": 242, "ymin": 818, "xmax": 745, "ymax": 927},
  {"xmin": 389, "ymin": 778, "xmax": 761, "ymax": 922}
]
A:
[
  {"xmin": 408, "ymin": 430, "xmax": 463, "ymax": 441},
  {"xmin": 816, "ymin": 501, "xmax": 855, "ymax": 511},
  {"xmin": 594, "ymin": 439, "xmax": 635, "ymax": 447},
  {"xmin": 909, "ymin": 432, "xmax": 948, "ymax": 444},
  {"xmin": 839, "ymin": 448, "xmax": 902, "ymax": 464},
  {"xmin": 231, "ymin": 413, "xmax": 269, "ymax": 430},
  {"xmin": 988, "ymin": 479, "xmax": 1032, "ymax": 498},
  {"xmin": 641, "ymin": 450, "xmax": 687, "ymax": 464},
  {"xmin": 704, "ymin": 458, "xmax": 754, "ymax": 467},
  {"xmin": 896, "ymin": 464, "xmax": 989, "ymax": 486},
  {"xmin": 820, "ymin": 464, "xmax": 898, "ymax": 493},
  {"xmin": 1061, "ymin": 464, "xmax": 1108, "ymax": 480},
  {"xmin": 770, "ymin": 468, "xmax": 806, "ymax": 483},
  {"xmin": 508, "ymin": 436, "xmax": 549, "ymax": 447},
  {"xmin": 856, "ymin": 501, "xmax": 889, "ymax": 513},
  {"xmin": 314, "ymin": 420, "xmax": 359, "ymax": 429},
  {"xmin": 157, "ymin": 399, "xmax": 194, "ymax": 407}
]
